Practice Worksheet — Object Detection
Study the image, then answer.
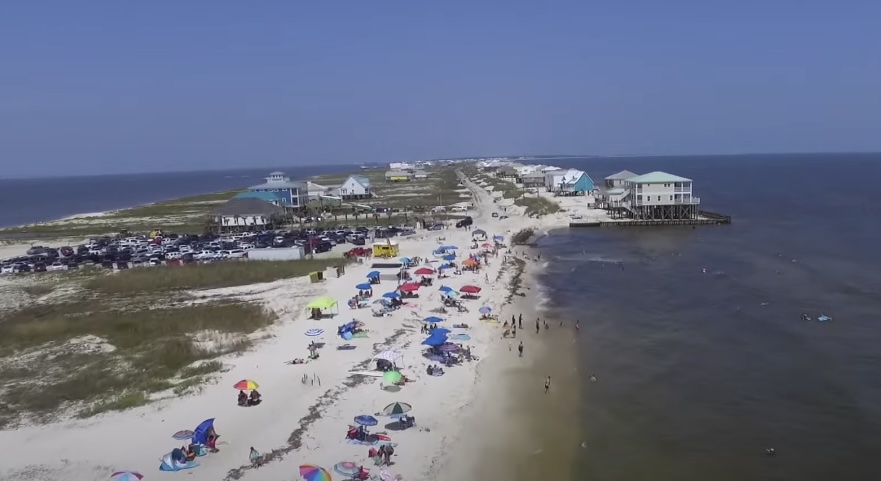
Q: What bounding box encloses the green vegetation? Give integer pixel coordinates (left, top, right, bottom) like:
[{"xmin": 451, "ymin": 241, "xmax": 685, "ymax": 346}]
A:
[
  {"xmin": 86, "ymin": 258, "xmax": 350, "ymax": 294},
  {"xmin": 0, "ymin": 302, "xmax": 273, "ymax": 425},
  {"xmin": 22, "ymin": 284, "xmax": 53, "ymax": 297},
  {"xmin": 0, "ymin": 190, "xmax": 242, "ymax": 238},
  {"xmin": 514, "ymin": 196, "xmax": 562, "ymax": 217},
  {"xmin": 511, "ymin": 228, "xmax": 536, "ymax": 245}
]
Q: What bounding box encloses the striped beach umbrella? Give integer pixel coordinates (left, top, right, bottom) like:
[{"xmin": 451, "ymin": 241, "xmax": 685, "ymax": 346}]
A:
[
  {"xmin": 382, "ymin": 402, "xmax": 413, "ymax": 416},
  {"xmin": 233, "ymin": 379, "xmax": 259, "ymax": 390},
  {"xmin": 111, "ymin": 472, "xmax": 143, "ymax": 481},
  {"xmin": 334, "ymin": 462, "xmax": 359, "ymax": 477},
  {"xmin": 479, "ymin": 306, "xmax": 492, "ymax": 314},
  {"xmin": 375, "ymin": 350, "xmax": 403, "ymax": 363},
  {"xmin": 305, "ymin": 328, "xmax": 324, "ymax": 337},
  {"xmin": 299, "ymin": 465, "xmax": 332, "ymax": 481}
]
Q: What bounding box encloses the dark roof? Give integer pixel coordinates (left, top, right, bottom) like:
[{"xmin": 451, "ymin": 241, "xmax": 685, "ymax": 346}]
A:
[{"xmin": 213, "ymin": 198, "xmax": 284, "ymax": 216}]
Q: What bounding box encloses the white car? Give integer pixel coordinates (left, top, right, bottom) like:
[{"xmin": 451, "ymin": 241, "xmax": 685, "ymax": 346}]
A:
[
  {"xmin": 46, "ymin": 262, "xmax": 67, "ymax": 272},
  {"xmin": 1, "ymin": 265, "xmax": 14, "ymax": 274}
]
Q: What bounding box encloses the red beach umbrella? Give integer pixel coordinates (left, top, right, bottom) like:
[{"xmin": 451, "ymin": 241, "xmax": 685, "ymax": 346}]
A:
[
  {"xmin": 398, "ymin": 283, "xmax": 420, "ymax": 293},
  {"xmin": 414, "ymin": 267, "xmax": 435, "ymax": 275},
  {"xmin": 459, "ymin": 285, "xmax": 481, "ymax": 294}
]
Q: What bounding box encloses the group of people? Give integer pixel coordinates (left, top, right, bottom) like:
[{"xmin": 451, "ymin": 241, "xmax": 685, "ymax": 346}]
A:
[
  {"xmin": 368, "ymin": 444, "xmax": 396, "ymax": 466},
  {"xmin": 237, "ymin": 389, "xmax": 262, "ymax": 407}
]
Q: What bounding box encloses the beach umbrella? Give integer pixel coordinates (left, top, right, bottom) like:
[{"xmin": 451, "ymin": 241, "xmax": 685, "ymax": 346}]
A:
[
  {"xmin": 431, "ymin": 328, "xmax": 451, "ymax": 335},
  {"xmin": 305, "ymin": 328, "xmax": 324, "ymax": 337},
  {"xmin": 354, "ymin": 414, "xmax": 379, "ymax": 426},
  {"xmin": 399, "ymin": 257, "xmax": 411, "ymax": 264},
  {"xmin": 493, "ymin": 235, "xmax": 504, "ymax": 241},
  {"xmin": 460, "ymin": 285, "xmax": 481, "ymax": 294},
  {"xmin": 481, "ymin": 243, "xmax": 492, "ymax": 248},
  {"xmin": 462, "ymin": 259, "xmax": 478, "ymax": 267},
  {"xmin": 375, "ymin": 350, "xmax": 403, "ymax": 363},
  {"xmin": 438, "ymin": 343, "xmax": 460, "ymax": 352},
  {"xmin": 111, "ymin": 471, "xmax": 143, "ymax": 481},
  {"xmin": 367, "ymin": 271, "xmax": 380, "ymax": 278},
  {"xmin": 438, "ymin": 285, "xmax": 453, "ymax": 293},
  {"xmin": 423, "ymin": 316, "xmax": 444, "ymax": 323},
  {"xmin": 442, "ymin": 254, "xmax": 456, "ymax": 261},
  {"xmin": 171, "ymin": 430, "xmax": 194, "ymax": 441},
  {"xmin": 382, "ymin": 371, "xmax": 402, "ymax": 384},
  {"xmin": 299, "ymin": 465, "xmax": 332, "ymax": 481},
  {"xmin": 414, "ymin": 267, "xmax": 434, "ymax": 275},
  {"xmin": 438, "ymin": 263, "xmax": 452, "ymax": 270},
  {"xmin": 440, "ymin": 245, "xmax": 459, "ymax": 250},
  {"xmin": 334, "ymin": 461, "xmax": 360, "ymax": 477},
  {"xmin": 382, "ymin": 292, "xmax": 400, "ymax": 299},
  {"xmin": 478, "ymin": 306, "xmax": 492, "ymax": 315},
  {"xmin": 382, "ymin": 402, "xmax": 413, "ymax": 416},
  {"xmin": 356, "ymin": 283, "xmax": 372, "ymax": 290},
  {"xmin": 421, "ymin": 335, "xmax": 447, "ymax": 346},
  {"xmin": 233, "ymin": 379, "xmax": 259, "ymax": 390},
  {"xmin": 398, "ymin": 283, "xmax": 420, "ymax": 293}
]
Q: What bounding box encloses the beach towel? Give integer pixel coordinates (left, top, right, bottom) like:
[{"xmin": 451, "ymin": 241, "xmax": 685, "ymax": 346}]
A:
[{"xmin": 159, "ymin": 453, "xmax": 200, "ymax": 472}]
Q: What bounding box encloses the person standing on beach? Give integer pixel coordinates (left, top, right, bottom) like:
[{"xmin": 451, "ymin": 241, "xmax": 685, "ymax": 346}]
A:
[
  {"xmin": 518, "ymin": 341, "xmax": 524, "ymax": 357},
  {"xmin": 576, "ymin": 320, "xmax": 580, "ymax": 332},
  {"xmin": 518, "ymin": 314, "xmax": 522, "ymax": 329},
  {"xmin": 512, "ymin": 324, "xmax": 517, "ymax": 338},
  {"xmin": 535, "ymin": 318, "xmax": 540, "ymax": 334},
  {"xmin": 545, "ymin": 376, "xmax": 551, "ymax": 394},
  {"xmin": 512, "ymin": 314, "xmax": 516, "ymax": 326}
]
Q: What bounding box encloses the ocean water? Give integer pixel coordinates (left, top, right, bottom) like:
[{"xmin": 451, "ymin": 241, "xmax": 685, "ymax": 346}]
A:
[
  {"xmin": 536, "ymin": 153, "xmax": 881, "ymax": 480},
  {"xmin": 0, "ymin": 165, "xmax": 356, "ymax": 229}
]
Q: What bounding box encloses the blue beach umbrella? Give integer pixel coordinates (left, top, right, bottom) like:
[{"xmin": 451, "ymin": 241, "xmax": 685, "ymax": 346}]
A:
[
  {"xmin": 438, "ymin": 264, "xmax": 452, "ymax": 270},
  {"xmin": 367, "ymin": 271, "xmax": 380, "ymax": 278},
  {"xmin": 354, "ymin": 415, "xmax": 379, "ymax": 426},
  {"xmin": 442, "ymin": 254, "xmax": 456, "ymax": 261},
  {"xmin": 356, "ymin": 283, "xmax": 372, "ymax": 290},
  {"xmin": 382, "ymin": 292, "xmax": 400, "ymax": 299},
  {"xmin": 438, "ymin": 286, "xmax": 453, "ymax": 293},
  {"xmin": 479, "ymin": 306, "xmax": 492, "ymax": 315},
  {"xmin": 423, "ymin": 316, "xmax": 444, "ymax": 323},
  {"xmin": 440, "ymin": 245, "xmax": 459, "ymax": 250},
  {"xmin": 305, "ymin": 328, "xmax": 324, "ymax": 337},
  {"xmin": 399, "ymin": 257, "xmax": 411, "ymax": 264},
  {"xmin": 421, "ymin": 334, "xmax": 448, "ymax": 346},
  {"xmin": 432, "ymin": 328, "xmax": 451, "ymax": 335}
]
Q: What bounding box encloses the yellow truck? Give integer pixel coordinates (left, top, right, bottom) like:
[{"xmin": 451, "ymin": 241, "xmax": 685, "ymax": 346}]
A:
[{"xmin": 372, "ymin": 241, "xmax": 400, "ymax": 258}]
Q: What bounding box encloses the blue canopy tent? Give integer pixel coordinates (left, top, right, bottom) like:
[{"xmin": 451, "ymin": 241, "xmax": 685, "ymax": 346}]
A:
[
  {"xmin": 423, "ymin": 316, "xmax": 444, "ymax": 323},
  {"xmin": 383, "ymin": 292, "xmax": 400, "ymax": 299},
  {"xmin": 367, "ymin": 271, "xmax": 381, "ymax": 278},
  {"xmin": 438, "ymin": 264, "xmax": 452, "ymax": 270},
  {"xmin": 421, "ymin": 334, "xmax": 448, "ymax": 346},
  {"xmin": 191, "ymin": 418, "xmax": 215, "ymax": 445},
  {"xmin": 356, "ymin": 283, "xmax": 372, "ymax": 290}
]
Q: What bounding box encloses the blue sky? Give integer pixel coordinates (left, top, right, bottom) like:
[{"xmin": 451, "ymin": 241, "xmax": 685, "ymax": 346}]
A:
[{"xmin": 1, "ymin": 1, "xmax": 880, "ymax": 175}]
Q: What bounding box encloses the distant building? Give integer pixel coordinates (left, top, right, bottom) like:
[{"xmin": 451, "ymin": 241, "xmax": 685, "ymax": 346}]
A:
[
  {"xmin": 213, "ymin": 198, "xmax": 284, "ymax": 231},
  {"xmin": 558, "ymin": 171, "xmax": 596, "ymax": 195},
  {"xmin": 333, "ymin": 175, "xmax": 372, "ymax": 200},
  {"xmin": 248, "ymin": 172, "xmax": 307, "ymax": 209},
  {"xmin": 522, "ymin": 171, "xmax": 546, "ymax": 188},
  {"xmin": 604, "ymin": 170, "xmax": 637, "ymax": 188},
  {"xmin": 413, "ymin": 170, "xmax": 430, "ymax": 179},
  {"xmin": 385, "ymin": 170, "xmax": 413, "ymax": 182},
  {"xmin": 233, "ymin": 191, "xmax": 287, "ymax": 206}
]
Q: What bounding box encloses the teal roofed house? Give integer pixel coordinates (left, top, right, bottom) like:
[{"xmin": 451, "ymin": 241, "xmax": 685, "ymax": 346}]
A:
[
  {"xmin": 563, "ymin": 172, "xmax": 595, "ymax": 194},
  {"xmin": 247, "ymin": 172, "xmax": 307, "ymax": 208}
]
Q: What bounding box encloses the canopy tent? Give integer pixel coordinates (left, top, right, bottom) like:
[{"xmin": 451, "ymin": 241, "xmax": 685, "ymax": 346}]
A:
[
  {"xmin": 472, "ymin": 229, "xmax": 487, "ymax": 238},
  {"xmin": 307, "ymin": 297, "xmax": 338, "ymax": 310},
  {"xmin": 421, "ymin": 333, "xmax": 448, "ymax": 346}
]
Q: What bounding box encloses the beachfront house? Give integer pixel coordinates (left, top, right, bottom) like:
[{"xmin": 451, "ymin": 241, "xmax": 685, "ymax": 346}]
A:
[
  {"xmin": 333, "ymin": 175, "xmax": 372, "ymax": 200},
  {"xmin": 248, "ymin": 172, "xmax": 307, "ymax": 209},
  {"xmin": 232, "ymin": 191, "xmax": 287, "ymax": 207},
  {"xmin": 558, "ymin": 171, "xmax": 596, "ymax": 195},
  {"xmin": 495, "ymin": 166, "xmax": 519, "ymax": 181},
  {"xmin": 385, "ymin": 170, "xmax": 412, "ymax": 182},
  {"xmin": 621, "ymin": 171, "xmax": 700, "ymax": 220},
  {"xmin": 413, "ymin": 170, "xmax": 430, "ymax": 179},
  {"xmin": 213, "ymin": 198, "xmax": 284, "ymax": 231},
  {"xmin": 522, "ymin": 171, "xmax": 546, "ymax": 188},
  {"xmin": 604, "ymin": 170, "xmax": 637, "ymax": 188}
]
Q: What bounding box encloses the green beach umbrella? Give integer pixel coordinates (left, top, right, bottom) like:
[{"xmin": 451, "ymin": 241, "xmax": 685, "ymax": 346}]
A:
[{"xmin": 383, "ymin": 371, "xmax": 402, "ymax": 384}]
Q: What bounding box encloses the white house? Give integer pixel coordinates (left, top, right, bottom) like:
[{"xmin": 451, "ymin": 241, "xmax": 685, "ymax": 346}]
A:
[
  {"xmin": 413, "ymin": 170, "xmax": 429, "ymax": 179},
  {"xmin": 621, "ymin": 171, "xmax": 700, "ymax": 220},
  {"xmin": 334, "ymin": 175, "xmax": 372, "ymax": 200}
]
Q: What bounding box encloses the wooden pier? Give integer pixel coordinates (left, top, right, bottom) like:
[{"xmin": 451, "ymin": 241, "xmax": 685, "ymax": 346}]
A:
[{"xmin": 570, "ymin": 210, "xmax": 731, "ymax": 228}]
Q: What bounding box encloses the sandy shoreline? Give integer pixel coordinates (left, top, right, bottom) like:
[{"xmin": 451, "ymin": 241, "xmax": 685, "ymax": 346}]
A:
[{"xmin": 0, "ymin": 172, "xmax": 586, "ymax": 481}]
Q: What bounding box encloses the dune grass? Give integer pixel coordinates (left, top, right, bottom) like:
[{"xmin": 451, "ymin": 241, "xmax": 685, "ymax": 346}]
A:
[
  {"xmin": 85, "ymin": 258, "xmax": 350, "ymax": 294},
  {"xmin": 0, "ymin": 302, "xmax": 274, "ymax": 425},
  {"xmin": 514, "ymin": 196, "xmax": 562, "ymax": 216}
]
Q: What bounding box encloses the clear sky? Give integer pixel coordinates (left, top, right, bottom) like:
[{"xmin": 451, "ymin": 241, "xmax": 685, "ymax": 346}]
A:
[{"xmin": 2, "ymin": 1, "xmax": 880, "ymax": 176}]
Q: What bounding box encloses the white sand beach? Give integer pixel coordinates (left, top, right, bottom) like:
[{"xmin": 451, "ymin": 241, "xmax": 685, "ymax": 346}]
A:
[{"xmin": 0, "ymin": 174, "xmax": 586, "ymax": 481}]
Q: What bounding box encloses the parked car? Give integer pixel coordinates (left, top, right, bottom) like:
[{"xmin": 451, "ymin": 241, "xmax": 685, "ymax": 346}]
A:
[{"xmin": 47, "ymin": 262, "xmax": 67, "ymax": 271}]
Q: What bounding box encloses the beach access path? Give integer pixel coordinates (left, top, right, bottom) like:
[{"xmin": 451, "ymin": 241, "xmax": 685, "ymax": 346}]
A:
[{"xmin": 0, "ymin": 173, "xmax": 546, "ymax": 481}]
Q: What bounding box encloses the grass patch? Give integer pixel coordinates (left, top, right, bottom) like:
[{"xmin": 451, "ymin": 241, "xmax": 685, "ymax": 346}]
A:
[
  {"xmin": 514, "ymin": 196, "xmax": 562, "ymax": 217},
  {"xmin": 512, "ymin": 228, "xmax": 536, "ymax": 245},
  {"xmin": 0, "ymin": 302, "xmax": 275, "ymax": 423},
  {"xmin": 173, "ymin": 376, "xmax": 209, "ymax": 396},
  {"xmin": 22, "ymin": 284, "xmax": 54, "ymax": 297},
  {"xmin": 86, "ymin": 258, "xmax": 350, "ymax": 294}
]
